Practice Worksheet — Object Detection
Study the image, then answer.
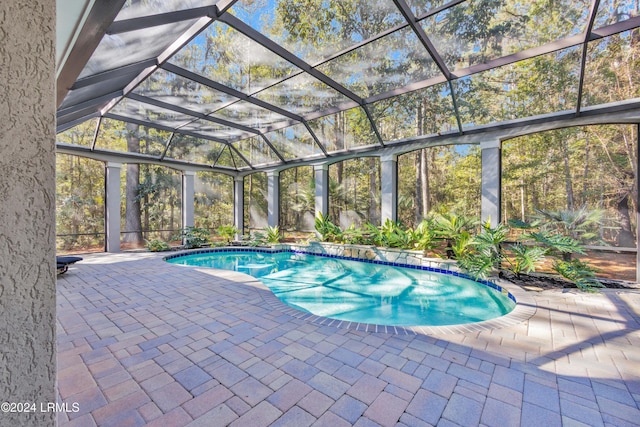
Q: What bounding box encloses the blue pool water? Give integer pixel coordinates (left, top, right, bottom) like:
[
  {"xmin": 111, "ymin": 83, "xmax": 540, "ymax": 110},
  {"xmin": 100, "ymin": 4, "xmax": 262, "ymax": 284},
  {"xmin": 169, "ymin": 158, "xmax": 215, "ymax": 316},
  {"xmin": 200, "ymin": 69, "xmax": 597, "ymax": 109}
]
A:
[{"xmin": 166, "ymin": 250, "xmax": 515, "ymax": 326}]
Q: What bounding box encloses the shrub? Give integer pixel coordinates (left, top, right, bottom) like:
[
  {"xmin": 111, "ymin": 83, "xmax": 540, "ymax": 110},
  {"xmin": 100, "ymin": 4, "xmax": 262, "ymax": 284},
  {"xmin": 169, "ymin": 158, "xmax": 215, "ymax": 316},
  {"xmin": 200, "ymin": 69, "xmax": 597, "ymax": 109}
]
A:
[
  {"xmin": 264, "ymin": 225, "xmax": 282, "ymax": 244},
  {"xmin": 505, "ymin": 244, "xmax": 547, "ymax": 278},
  {"xmin": 217, "ymin": 225, "xmax": 238, "ymax": 244},
  {"xmin": 314, "ymin": 212, "xmax": 341, "ymax": 242},
  {"xmin": 432, "ymin": 213, "xmax": 477, "ymax": 258},
  {"xmin": 552, "ymin": 259, "xmax": 603, "ymax": 291},
  {"xmin": 146, "ymin": 239, "xmax": 171, "ymax": 252},
  {"xmin": 177, "ymin": 226, "xmax": 210, "ymax": 249}
]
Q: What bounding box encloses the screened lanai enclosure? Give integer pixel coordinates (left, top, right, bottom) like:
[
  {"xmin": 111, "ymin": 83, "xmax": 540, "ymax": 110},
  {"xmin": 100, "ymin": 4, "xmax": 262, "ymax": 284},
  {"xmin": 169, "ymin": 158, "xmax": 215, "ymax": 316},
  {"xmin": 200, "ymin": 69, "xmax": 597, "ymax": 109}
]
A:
[{"xmin": 56, "ymin": 0, "xmax": 640, "ymax": 280}]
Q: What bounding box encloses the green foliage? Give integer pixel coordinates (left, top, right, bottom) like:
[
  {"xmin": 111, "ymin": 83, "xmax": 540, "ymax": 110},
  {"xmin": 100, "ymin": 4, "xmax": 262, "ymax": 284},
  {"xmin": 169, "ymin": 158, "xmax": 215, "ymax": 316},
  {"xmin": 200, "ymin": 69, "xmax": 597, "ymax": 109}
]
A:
[
  {"xmin": 248, "ymin": 231, "xmax": 266, "ymax": 247},
  {"xmin": 451, "ymin": 231, "xmax": 473, "ymax": 261},
  {"xmin": 457, "ymin": 252, "xmax": 496, "ymax": 280},
  {"xmin": 526, "ymin": 231, "xmax": 585, "ymax": 260},
  {"xmin": 146, "ymin": 239, "xmax": 171, "ymax": 252},
  {"xmin": 473, "ymin": 222, "xmax": 509, "ymax": 263},
  {"xmin": 412, "ymin": 220, "xmax": 437, "ymax": 252},
  {"xmin": 378, "ymin": 219, "xmax": 415, "ymax": 248},
  {"xmin": 432, "ymin": 213, "xmax": 477, "ymax": 258},
  {"xmin": 315, "ymin": 212, "xmax": 342, "ymax": 242},
  {"xmin": 505, "ymin": 244, "xmax": 547, "ymax": 278},
  {"xmin": 456, "ymin": 223, "xmax": 507, "ymax": 279},
  {"xmin": 552, "ymin": 259, "xmax": 603, "ymax": 291},
  {"xmin": 535, "ymin": 205, "xmax": 605, "ymax": 244},
  {"xmin": 217, "ymin": 225, "xmax": 238, "ymax": 244},
  {"xmin": 341, "ymin": 224, "xmax": 369, "ymax": 245},
  {"xmin": 432, "ymin": 213, "xmax": 477, "ymax": 240},
  {"xmin": 177, "ymin": 226, "xmax": 210, "ymax": 249},
  {"xmin": 263, "ymin": 225, "xmax": 283, "ymax": 244}
]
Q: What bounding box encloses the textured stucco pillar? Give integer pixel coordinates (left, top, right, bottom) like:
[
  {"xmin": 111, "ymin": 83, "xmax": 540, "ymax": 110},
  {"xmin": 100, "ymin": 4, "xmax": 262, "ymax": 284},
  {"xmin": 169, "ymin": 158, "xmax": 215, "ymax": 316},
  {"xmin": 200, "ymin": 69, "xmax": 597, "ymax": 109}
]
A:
[
  {"xmin": 267, "ymin": 170, "xmax": 280, "ymax": 227},
  {"xmin": 0, "ymin": 1, "xmax": 56, "ymax": 425},
  {"xmin": 481, "ymin": 139, "xmax": 502, "ymax": 227},
  {"xmin": 234, "ymin": 176, "xmax": 244, "ymax": 239},
  {"xmin": 105, "ymin": 162, "xmax": 122, "ymax": 252},
  {"xmin": 314, "ymin": 164, "xmax": 329, "ymax": 218},
  {"xmin": 380, "ymin": 155, "xmax": 398, "ymax": 223},
  {"xmin": 182, "ymin": 171, "xmax": 195, "ymax": 230}
]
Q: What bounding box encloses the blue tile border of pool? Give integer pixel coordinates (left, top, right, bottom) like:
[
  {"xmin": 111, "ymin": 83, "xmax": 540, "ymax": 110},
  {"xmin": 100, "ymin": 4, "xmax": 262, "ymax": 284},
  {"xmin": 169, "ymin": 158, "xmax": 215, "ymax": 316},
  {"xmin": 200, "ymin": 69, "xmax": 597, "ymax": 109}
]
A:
[{"xmin": 164, "ymin": 247, "xmax": 537, "ymax": 335}]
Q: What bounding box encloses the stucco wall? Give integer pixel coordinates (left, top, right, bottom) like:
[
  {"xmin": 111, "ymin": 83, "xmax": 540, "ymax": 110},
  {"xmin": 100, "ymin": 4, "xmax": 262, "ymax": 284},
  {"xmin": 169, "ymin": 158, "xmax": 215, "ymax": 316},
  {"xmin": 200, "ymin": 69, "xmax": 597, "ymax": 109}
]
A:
[{"xmin": 0, "ymin": 2, "xmax": 56, "ymax": 426}]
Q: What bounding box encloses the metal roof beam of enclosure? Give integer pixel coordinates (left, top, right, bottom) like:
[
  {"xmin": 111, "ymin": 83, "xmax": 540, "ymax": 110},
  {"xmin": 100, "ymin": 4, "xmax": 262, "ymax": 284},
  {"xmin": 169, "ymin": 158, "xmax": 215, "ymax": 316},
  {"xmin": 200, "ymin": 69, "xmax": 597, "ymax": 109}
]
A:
[
  {"xmin": 71, "ymin": 59, "xmax": 158, "ymax": 90},
  {"xmin": 107, "ymin": 6, "xmax": 217, "ymax": 34},
  {"xmin": 448, "ymin": 80, "xmax": 464, "ymax": 134},
  {"xmin": 57, "ymin": 143, "xmax": 238, "ymax": 176},
  {"xmin": 414, "ymin": 0, "xmax": 467, "ymax": 21},
  {"xmin": 104, "ymin": 112, "xmax": 229, "ymax": 144},
  {"xmin": 362, "ymin": 105, "xmax": 386, "ymax": 147},
  {"xmin": 161, "ymin": 63, "xmax": 304, "ymax": 122},
  {"xmin": 127, "ymin": 93, "xmax": 260, "ymax": 135},
  {"xmin": 218, "ymin": 14, "xmax": 365, "ymax": 105},
  {"xmin": 57, "ymin": 113, "xmax": 101, "ymax": 134},
  {"xmin": 57, "ymin": 91, "xmax": 124, "ymax": 126},
  {"xmin": 590, "ymin": 15, "xmax": 640, "ymax": 40},
  {"xmin": 392, "ymin": 0, "xmax": 462, "ymax": 132},
  {"xmin": 364, "ymin": 32, "xmax": 591, "ymax": 105},
  {"xmin": 90, "ymin": 116, "xmax": 103, "ymax": 151},
  {"xmin": 215, "ymin": 14, "xmax": 386, "ymax": 148},
  {"xmin": 259, "ymin": 134, "xmax": 286, "ymax": 164},
  {"xmin": 392, "ymin": 0, "xmax": 453, "ymax": 80},
  {"xmin": 302, "ymin": 121, "xmax": 329, "ymax": 158},
  {"xmin": 576, "ymin": 0, "xmax": 601, "ymax": 116},
  {"xmin": 57, "ymin": 0, "xmax": 127, "ymax": 107},
  {"xmin": 228, "ymin": 144, "xmax": 255, "ymax": 170},
  {"xmin": 211, "ymin": 144, "xmax": 226, "ymax": 166},
  {"xmin": 99, "ymin": 17, "xmax": 214, "ymax": 116},
  {"xmin": 215, "ymin": 0, "xmax": 239, "ymax": 15},
  {"xmin": 160, "ymin": 132, "xmax": 175, "ymax": 160}
]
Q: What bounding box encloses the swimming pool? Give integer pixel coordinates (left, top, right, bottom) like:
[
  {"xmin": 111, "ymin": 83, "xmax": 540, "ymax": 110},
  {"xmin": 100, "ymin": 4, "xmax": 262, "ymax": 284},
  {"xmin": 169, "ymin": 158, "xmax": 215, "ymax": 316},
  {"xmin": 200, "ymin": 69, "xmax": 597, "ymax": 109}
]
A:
[{"xmin": 166, "ymin": 249, "xmax": 516, "ymax": 327}]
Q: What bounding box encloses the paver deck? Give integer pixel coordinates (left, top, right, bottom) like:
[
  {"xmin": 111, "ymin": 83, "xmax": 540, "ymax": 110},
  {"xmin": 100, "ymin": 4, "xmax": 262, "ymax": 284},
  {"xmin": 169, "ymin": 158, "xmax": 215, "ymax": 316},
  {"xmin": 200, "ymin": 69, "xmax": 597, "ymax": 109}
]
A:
[{"xmin": 56, "ymin": 252, "xmax": 640, "ymax": 426}]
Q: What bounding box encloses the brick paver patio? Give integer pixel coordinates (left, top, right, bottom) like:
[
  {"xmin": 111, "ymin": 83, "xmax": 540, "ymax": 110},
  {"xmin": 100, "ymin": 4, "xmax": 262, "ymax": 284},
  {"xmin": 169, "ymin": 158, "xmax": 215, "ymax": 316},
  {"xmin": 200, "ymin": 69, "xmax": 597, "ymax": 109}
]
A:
[{"xmin": 56, "ymin": 252, "xmax": 640, "ymax": 426}]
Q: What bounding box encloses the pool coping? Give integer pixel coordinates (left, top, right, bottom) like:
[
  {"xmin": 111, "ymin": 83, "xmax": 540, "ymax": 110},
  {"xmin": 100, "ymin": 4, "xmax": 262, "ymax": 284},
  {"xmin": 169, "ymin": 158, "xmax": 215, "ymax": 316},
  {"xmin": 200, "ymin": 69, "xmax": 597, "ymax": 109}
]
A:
[{"xmin": 164, "ymin": 247, "xmax": 536, "ymax": 335}]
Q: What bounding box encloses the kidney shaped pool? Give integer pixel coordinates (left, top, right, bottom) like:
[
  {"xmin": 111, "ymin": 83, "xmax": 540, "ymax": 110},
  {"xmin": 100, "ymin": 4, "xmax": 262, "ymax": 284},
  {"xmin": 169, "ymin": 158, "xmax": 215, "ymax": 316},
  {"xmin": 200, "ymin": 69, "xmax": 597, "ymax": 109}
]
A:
[{"xmin": 166, "ymin": 249, "xmax": 515, "ymax": 327}]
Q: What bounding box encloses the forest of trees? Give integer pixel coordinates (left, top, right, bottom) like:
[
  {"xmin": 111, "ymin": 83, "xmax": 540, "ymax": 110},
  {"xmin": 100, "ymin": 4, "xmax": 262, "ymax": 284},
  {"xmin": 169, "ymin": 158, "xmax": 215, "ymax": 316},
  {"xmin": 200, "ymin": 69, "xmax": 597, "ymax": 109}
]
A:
[{"xmin": 56, "ymin": 0, "xmax": 639, "ymax": 252}]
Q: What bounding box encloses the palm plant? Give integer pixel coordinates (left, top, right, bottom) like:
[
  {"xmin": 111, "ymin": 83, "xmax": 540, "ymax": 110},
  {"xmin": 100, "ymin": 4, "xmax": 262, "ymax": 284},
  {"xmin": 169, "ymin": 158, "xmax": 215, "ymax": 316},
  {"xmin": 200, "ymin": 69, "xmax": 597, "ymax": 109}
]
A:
[
  {"xmin": 505, "ymin": 244, "xmax": 547, "ymax": 278},
  {"xmin": 535, "ymin": 205, "xmax": 604, "ymax": 244},
  {"xmin": 217, "ymin": 224, "xmax": 238, "ymax": 244},
  {"xmin": 432, "ymin": 213, "xmax": 477, "ymax": 258},
  {"xmin": 552, "ymin": 259, "xmax": 603, "ymax": 291},
  {"xmin": 526, "ymin": 230, "xmax": 585, "ymax": 261}
]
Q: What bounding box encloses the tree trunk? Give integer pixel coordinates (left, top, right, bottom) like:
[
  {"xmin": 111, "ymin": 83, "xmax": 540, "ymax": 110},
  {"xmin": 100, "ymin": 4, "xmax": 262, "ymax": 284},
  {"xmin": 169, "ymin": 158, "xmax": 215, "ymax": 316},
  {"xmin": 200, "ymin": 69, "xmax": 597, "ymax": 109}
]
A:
[
  {"xmin": 582, "ymin": 134, "xmax": 590, "ymax": 205},
  {"xmin": 520, "ymin": 179, "xmax": 525, "ymax": 222},
  {"xmin": 560, "ymin": 140, "xmax": 575, "ymax": 210},
  {"xmin": 123, "ymin": 123, "xmax": 143, "ymax": 244},
  {"xmin": 617, "ymin": 192, "xmax": 636, "ymax": 247}
]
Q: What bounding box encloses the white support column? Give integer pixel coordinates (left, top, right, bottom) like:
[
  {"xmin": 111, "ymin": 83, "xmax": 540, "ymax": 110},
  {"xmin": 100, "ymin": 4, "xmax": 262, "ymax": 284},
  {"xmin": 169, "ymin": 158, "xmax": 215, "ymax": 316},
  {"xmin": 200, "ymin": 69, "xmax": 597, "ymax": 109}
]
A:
[
  {"xmin": 636, "ymin": 124, "xmax": 639, "ymax": 283},
  {"xmin": 234, "ymin": 176, "xmax": 244, "ymax": 239},
  {"xmin": 267, "ymin": 170, "xmax": 280, "ymax": 227},
  {"xmin": 182, "ymin": 171, "xmax": 195, "ymax": 231},
  {"xmin": 314, "ymin": 164, "xmax": 329, "ymax": 218},
  {"xmin": 480, "ymin": 139, "xmax": 502, "ymax": 228},
  {"xmin": 105, "ymin": 162, "xmax": 122, "ymax": 252},
  {"xmin": 380, "ymin": 154, "xmax": 398, "ymax": 224}
]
